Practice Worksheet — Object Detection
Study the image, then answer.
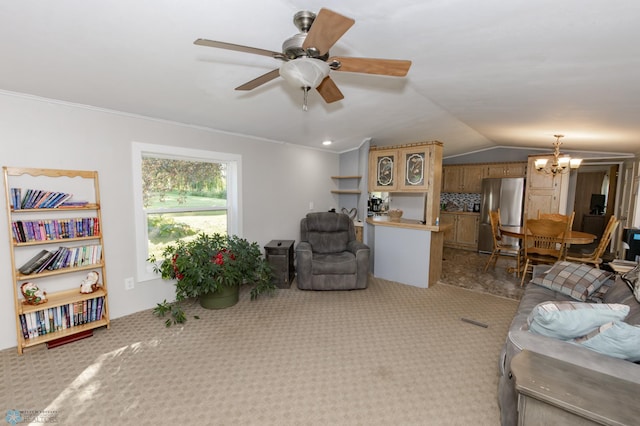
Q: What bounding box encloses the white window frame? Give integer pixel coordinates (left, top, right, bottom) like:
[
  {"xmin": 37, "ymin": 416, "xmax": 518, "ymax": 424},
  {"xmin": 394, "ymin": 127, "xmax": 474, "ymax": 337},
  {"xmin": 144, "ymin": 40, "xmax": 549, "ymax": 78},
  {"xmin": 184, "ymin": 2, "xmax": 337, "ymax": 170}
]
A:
[{"xmin": 131, "ymin": 142, "xmax": 242, "ymax": 282}]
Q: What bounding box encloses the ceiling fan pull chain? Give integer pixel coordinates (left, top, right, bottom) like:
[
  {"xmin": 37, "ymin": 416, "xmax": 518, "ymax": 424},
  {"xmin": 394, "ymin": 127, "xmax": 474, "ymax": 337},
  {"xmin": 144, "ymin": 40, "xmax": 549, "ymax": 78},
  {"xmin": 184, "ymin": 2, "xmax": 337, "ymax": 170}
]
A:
[{"xmin": 303, "ymin": 86, "xmax": 309, "ymax": 111}]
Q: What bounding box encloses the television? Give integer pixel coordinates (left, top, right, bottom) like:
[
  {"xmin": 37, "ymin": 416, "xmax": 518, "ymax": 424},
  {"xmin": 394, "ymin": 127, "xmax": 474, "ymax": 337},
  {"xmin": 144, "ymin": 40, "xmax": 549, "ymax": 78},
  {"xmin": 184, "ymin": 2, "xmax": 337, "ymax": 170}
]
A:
[{"xmin": 589, "ymin": 193, "xmax": 606, "ymax": 215}]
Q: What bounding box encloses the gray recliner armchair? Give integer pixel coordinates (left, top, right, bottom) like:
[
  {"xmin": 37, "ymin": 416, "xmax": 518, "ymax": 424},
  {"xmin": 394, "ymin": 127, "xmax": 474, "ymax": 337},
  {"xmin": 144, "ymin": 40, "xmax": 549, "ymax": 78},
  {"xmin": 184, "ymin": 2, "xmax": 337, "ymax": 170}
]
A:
[{"xmin": 296, "ymin": 212, "xmax": 370, "ymax": 290}]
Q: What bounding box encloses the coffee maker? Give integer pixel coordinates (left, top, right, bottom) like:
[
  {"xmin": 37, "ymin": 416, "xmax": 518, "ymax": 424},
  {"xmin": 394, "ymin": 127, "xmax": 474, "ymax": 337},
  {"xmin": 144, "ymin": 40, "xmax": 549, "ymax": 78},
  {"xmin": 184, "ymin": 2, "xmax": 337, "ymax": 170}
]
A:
[{"xmin": 368, "ymin": 195, "xmax": 383, "ymax": 215}]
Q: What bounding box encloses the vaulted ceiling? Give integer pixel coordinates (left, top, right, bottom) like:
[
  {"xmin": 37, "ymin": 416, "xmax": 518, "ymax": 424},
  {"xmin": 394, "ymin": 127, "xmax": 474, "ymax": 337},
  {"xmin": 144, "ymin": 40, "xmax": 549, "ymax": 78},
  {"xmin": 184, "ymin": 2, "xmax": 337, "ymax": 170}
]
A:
[{"xmin": 1, "ymin": 1, "xmax": 638, "ymax": 157}]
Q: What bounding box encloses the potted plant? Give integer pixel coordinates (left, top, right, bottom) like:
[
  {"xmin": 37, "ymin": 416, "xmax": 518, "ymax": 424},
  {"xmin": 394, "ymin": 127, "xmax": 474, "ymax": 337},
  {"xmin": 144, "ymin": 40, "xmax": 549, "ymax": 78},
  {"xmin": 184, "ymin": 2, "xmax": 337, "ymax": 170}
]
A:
[{"xmin": 148, "ymin": 232, "xmax": 275, "ymax": 326}]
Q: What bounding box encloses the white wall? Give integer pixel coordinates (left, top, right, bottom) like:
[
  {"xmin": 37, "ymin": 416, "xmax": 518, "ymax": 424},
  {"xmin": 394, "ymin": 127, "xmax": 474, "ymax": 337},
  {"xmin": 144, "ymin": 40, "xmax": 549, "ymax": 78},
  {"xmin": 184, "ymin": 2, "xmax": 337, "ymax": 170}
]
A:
[{"xmin": 0, "ymin": 92, "xmax": 339, "ymax": 351}]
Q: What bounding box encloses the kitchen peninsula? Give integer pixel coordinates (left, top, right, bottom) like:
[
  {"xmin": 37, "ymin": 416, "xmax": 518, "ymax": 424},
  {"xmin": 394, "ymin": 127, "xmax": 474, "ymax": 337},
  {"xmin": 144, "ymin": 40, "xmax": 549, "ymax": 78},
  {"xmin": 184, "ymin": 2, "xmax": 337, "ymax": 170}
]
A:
[
  {"xmin": 367, "ymin": 216, "xmax": 449, "ymax": 287},
  {"xmin": 367, "ymin": 141, "xmax": 446, "ymax": 288}
]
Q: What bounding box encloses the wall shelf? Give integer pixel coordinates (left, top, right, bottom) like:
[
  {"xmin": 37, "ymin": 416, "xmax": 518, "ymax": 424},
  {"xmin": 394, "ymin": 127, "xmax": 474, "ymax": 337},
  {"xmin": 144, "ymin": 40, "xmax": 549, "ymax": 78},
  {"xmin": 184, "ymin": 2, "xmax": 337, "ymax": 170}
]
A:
[
  {"xmin": 331, "ymin": 176, "xmax": 362, "ymax": 195},
  {"xmin": 331, "ymin": 190, "xmax": 361, "ymax": 194}
]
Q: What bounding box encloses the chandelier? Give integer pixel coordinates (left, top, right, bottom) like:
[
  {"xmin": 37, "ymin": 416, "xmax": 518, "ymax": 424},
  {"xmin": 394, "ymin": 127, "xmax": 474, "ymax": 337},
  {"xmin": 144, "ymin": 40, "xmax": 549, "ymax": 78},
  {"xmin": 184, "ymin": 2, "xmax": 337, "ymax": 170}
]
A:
[{"xmin": 534, "ymin": 134, "xmax": 582, "ymax": 175}]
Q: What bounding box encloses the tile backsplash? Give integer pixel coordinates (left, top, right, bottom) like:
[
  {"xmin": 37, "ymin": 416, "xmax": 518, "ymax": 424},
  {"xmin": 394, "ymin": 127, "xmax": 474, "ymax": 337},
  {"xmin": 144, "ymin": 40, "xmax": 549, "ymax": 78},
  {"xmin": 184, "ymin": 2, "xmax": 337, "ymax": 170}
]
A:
[{"xmin": 440, "ymin": 192, "xmax": 481, "ymax": 212}]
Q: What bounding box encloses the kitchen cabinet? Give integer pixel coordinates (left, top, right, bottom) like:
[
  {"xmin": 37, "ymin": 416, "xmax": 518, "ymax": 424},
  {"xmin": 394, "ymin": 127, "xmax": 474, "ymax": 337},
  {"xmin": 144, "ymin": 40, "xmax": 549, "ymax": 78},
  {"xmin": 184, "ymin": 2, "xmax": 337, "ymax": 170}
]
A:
[
  {"xmin": 368, "ymin": 141, "xmax": 443, "ymax": 226},
  {"xmin": 369, "ymin": 149, "xmax": 398, "ymax": 192},
  {"xmin": 442, "ymin": 162, "xmax": 526, "ymax": 193},
  {"xmin": 442, "ymin": 164, "xmax": 484, "ymax": 193},
  {"xmin": 354, "ymin": 221, "xmax": 363, "ymax": 242},
  {"xmin": 484, "ymin": 162, "xmax": 527, "ymax": 178},
  {"xmin": 523, "ymin": 154, "xmax": 566, "ymax": 221},
  {"xmin": 441, "ymin": 212, "xmax": 479, "ymax": 250},
  {"xmin": 397, "ymin": 146, "xmax": 431, "ymax": 191}
]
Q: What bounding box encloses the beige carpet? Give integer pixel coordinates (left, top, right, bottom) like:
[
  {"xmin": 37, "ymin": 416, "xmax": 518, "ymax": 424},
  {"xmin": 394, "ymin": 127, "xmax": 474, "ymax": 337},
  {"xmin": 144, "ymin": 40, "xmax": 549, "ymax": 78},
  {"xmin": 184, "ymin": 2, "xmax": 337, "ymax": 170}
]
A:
[{"xmin": 0, "ymin": 276, "xmax": 518, "ymax": 425}]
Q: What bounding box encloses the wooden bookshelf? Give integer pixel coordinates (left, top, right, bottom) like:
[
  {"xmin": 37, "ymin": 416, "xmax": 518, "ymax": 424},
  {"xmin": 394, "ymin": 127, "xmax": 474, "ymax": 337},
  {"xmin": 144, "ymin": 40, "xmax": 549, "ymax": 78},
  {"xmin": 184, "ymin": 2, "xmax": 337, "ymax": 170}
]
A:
[{"xmin": 3, "ymin": 167, "xmax": 110, "ymax": 354}]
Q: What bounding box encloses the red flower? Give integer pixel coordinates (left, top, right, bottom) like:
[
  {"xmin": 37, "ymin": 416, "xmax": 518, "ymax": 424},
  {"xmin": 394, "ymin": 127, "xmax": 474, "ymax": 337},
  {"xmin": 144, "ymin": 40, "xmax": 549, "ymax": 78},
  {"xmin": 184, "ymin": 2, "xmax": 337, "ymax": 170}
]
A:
[
  {"xmin": 171, "ymin": 254, "xmax": 184, "ymax": 280},
  {"xmin": 212, "ymin": 249, "xmax": 235, "ymax": 266}
]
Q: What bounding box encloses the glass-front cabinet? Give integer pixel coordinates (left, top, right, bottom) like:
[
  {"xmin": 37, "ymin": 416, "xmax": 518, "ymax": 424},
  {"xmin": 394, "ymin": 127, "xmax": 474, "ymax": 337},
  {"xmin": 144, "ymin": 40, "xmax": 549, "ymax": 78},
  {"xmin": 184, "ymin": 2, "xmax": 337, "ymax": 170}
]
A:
[
  {"xmin": 369, "ymin": 149, "xmax": 398, "ymax": 192},
  {"xmin": 398, "ymin": 147, "xmax": 430, "ymax": 191},
  {"xmin": 368, "ymin": 141, "xmax": 443, "ymax": 226}
]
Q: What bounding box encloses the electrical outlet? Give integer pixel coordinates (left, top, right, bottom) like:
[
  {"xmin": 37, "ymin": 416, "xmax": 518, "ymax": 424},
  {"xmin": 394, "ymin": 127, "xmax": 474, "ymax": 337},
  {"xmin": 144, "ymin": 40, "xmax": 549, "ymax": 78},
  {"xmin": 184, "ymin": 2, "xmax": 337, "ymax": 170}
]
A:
[
  {"xmin": 124, "ymin": 277, "xmax": 134, "ymax": 290},
  {"xmin": 309, "ymin": 201, "xmax": 314, "ymax": 210}
]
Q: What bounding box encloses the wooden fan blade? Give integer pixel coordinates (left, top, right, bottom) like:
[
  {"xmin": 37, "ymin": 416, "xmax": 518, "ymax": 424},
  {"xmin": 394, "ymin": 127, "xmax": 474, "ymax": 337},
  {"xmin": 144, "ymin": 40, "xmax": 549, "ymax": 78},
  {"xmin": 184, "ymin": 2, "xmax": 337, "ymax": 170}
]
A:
[
  {"xmin": 329, "ymin": 57, "xmax": 412, "ymax": 76},
  {"xmin": 194, "ymin": 39, "xmax": 286, "ymax": 60},
  {"xmin": 316, "ymin": 76, "xmax": 344, "ymax": 103},
  {"xmin": 235, "ymin": 69, "xmax": 281, "ymax": 91},
  {"xmin": 302, "ymin": 9, "xmax": 355, "ymax": 56}
]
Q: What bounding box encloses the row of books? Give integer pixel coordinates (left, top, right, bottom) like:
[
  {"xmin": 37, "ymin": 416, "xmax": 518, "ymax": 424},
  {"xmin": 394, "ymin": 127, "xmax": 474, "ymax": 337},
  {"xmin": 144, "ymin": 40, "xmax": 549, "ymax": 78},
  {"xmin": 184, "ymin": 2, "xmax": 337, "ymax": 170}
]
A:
[
  {"xmin": 11, "ymin": 188, "xmax": 75, "ymax": 209},
  {"xmin": 12, "ymin": 217, "xmax": 100, "ymax": 243},
  {"xmin": 19, "ymin": 245, "xmax": 102, "ymax": 275},
  {"xmin": 19, "ymin": 296, "xmax": 105, "ymax": 340}
]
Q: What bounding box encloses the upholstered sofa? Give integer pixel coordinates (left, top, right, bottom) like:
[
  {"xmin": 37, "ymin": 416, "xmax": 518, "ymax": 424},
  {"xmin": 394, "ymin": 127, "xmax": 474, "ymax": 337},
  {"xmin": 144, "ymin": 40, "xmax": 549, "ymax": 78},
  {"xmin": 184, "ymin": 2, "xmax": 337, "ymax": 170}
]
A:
[
  {"xmin": 498, "ymin": 262, "xmax": 640, "ymax": 425},
  {"xmin": 296, "ymin": 212, "xmax": 370, "ymax": 290}
]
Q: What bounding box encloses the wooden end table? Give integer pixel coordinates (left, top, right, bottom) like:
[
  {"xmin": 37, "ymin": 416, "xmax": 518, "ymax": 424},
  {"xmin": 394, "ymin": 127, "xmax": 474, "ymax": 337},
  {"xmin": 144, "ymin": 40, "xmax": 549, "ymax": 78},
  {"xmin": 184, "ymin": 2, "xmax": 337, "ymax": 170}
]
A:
[{"xmin": 264, "ymin": 240, "xmax": 295, "ymax": 288}]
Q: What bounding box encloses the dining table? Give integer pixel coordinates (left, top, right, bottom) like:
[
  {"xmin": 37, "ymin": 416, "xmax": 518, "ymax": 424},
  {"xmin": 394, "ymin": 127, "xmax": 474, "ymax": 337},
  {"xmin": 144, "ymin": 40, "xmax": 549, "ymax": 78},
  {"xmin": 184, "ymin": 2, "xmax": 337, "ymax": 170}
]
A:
[
  {"xmin": 498, "ymin": 226, "xmax": 597, "ymax": 275},
  {"xmin": 499, "ymin": 226, "xmax": 597, "ymax": 245}
]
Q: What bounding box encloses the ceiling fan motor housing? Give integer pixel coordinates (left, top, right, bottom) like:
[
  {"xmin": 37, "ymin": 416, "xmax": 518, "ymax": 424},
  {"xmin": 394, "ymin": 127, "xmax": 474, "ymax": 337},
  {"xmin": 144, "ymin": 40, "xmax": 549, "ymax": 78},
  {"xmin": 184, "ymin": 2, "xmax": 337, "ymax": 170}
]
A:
[
  {"xmin": 283, "ymin": 11, "xmax": 328, "ymax": 61},
  {"xmin": 293, "ymin": 10, "xmax": 315, "ymax": 32}
]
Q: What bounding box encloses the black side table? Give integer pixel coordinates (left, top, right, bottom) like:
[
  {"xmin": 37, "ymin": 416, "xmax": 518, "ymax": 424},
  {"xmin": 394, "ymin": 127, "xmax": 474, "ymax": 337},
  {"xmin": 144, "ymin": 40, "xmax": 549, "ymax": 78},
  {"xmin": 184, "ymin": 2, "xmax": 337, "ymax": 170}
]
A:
[{"xmin": 264, "ymin": 240, "xmax": 295, "ymax": 288}]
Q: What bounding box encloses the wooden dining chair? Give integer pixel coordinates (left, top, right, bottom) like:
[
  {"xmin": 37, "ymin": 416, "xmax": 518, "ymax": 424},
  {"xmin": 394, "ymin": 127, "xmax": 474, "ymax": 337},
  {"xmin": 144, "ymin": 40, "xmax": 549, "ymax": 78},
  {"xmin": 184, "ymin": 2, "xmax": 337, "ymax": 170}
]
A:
[
  {"xmin": 537, "ymin": 211, "xmax": 575, "ymax": 257},
  {"xmin": 483, "ymin": 209, "xmax": 523, "ymax": 276},
  {"xmin": 520, "ymin": 218, "xmax": 570, "ymax": 286},
  {"xmin": 538, "ymin": 211, "xmax": 576, "ymax": 228},
  {"xmin": 566, "ymin": 215, "xmax": 620, "ymax": 269}
]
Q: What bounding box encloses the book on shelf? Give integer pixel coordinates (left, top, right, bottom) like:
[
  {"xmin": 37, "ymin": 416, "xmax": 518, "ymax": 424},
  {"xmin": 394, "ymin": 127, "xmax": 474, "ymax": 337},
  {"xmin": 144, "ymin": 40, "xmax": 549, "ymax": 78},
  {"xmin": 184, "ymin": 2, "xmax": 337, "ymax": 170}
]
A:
[
  {"xmin": 45, "ymin": 193, "xmax": 73, "ymax": 209},
  {"xmin": 59, "ymin": 200, "xmax": 89, "ymax": 208},
  {"xmin": 34, "ymin": 247, "xmax": 63, "ymax": 273},
  {"xmin": 18, "ymin": 296, "xmax": 105, "ymax": 340},
  {"xmin": 11, "ymin": 188, "xmax": 22, "ymax": 210},
  {"xmin": 32, "ymin": 191, "xmax": 53, "ymax": 208},
  {"xmin": 19, "ymin": 315, "xmax": 28, "ymax": 339},
  {"xmin": 18, "ymin": 249, "xmax": 53, "ymax": 275},
  {"xmin": 30, "ymin": 190, "xmax": 46, "ymax": 208},
  {"xmin": 25, "ymin": 190, "xmax": 44, "ymax": 208},
  {"xmin": 13, "ymin": 221, "xmax": 26, "ymax": 243},
  {"xmin": 21, "ymin": 189, "xmax": 35, "ymax": 209},
  {"xmin": 15, "ymin": 188, "xmax": 74, "ymax": 209},
  {"xmin": 11, "ymin": 217, "xmax": 100, "ymax": 243},
  {"xmin": 19, "ymin": 244, "xmax": 102, "ymax": 275}
]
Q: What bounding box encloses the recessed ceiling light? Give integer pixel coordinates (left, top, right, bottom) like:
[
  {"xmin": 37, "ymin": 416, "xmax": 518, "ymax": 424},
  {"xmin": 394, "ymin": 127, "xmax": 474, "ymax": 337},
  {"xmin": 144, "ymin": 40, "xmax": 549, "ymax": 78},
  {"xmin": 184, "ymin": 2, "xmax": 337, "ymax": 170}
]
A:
[{"xmin": 322, "ymin": 140, "xmax": 332, "ymax": 146}]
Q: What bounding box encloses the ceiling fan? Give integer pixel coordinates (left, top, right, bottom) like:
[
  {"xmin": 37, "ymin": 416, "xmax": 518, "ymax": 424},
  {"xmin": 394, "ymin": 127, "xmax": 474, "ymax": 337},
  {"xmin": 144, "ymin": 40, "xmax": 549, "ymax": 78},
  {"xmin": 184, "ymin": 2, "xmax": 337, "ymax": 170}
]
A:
[{"xmin": 194, "ymin": 8, "xmax": 412, "ymax": 110}]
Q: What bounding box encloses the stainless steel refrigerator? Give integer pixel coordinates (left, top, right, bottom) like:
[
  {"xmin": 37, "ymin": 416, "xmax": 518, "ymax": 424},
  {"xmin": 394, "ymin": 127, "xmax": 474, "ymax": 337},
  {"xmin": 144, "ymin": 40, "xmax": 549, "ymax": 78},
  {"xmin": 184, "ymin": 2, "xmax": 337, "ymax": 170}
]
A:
[{"xmin": 478, "ymin": 177, "xmax": 525, "ymax": 253}]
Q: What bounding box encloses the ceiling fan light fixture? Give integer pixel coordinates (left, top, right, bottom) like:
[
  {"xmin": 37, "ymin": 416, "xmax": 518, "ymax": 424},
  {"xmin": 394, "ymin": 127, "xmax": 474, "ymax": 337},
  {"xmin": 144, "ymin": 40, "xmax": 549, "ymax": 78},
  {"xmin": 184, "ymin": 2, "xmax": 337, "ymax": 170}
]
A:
[{"xmin": 279, "ymin": 57, "xmax": 330, "ymax": 89}]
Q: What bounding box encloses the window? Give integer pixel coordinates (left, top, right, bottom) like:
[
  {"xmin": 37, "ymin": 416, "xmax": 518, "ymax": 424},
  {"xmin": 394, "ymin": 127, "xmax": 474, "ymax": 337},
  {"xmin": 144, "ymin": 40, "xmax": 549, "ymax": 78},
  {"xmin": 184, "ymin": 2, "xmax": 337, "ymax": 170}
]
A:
[{"xmin": 132, "ymin": 143, "xmax": 241, "ymax": 281}]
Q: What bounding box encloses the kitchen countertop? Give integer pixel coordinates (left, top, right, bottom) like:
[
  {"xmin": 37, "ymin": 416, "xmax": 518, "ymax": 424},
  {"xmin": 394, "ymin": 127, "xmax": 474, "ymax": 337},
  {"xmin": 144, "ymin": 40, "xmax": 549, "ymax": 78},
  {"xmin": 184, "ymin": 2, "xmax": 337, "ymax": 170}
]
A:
[
  {"xmin": 440, "ymin": 210, "xmax": 480, "ymax": 215},
  {"xmin": 366, "ymin": 216, "xmax": 449, "ymax": 232}
]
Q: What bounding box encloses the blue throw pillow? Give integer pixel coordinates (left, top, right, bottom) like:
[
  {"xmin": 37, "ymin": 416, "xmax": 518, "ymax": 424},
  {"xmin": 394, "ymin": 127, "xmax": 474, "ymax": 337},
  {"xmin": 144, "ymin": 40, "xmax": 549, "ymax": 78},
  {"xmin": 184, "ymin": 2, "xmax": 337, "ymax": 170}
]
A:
[
  {"xmin": 528, "ymin": 301, "xmax": 629, "ymax": 340},
  {"xmin": 574, "ymin": 321, "xmax": 640, "ymax": 362}
]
